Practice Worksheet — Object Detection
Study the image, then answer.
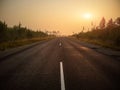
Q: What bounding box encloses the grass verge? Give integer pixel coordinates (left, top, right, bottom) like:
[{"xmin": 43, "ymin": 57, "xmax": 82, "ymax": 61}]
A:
[
  {"xmin": 74, "ymin": 38, "xmax": 120, "ymax": 51},
  {"xmin": 0, "ymin": 37, "xmax": 54, "ymax": 51}
]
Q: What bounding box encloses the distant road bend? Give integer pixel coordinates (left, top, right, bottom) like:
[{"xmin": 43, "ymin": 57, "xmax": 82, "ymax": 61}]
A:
[{"xmin": 0, "ymin": 37, "xmax": 120, "ymax": 90}]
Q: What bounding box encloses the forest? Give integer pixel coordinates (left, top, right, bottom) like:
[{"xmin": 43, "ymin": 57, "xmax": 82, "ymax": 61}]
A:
[
  {"xmin": 73, "ymin": 17, "xmax": 120, "ymax": 50},
  {"xmin": 0, "ymin": 21, "xmax": 50, "ymax": 50},
  {"xmin": 0, "ymin": 21, "xmax": 49, "ymax": 43}
]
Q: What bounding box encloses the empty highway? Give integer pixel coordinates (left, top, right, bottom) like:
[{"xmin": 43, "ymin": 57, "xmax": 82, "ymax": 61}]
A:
[{"xmin": 0, "ymin": 38, "xmax": 120, "ymax": 90}]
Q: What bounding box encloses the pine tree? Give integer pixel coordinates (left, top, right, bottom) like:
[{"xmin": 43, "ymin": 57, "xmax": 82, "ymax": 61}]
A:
[
  {"xmin": 107, "ymin": 18, "xmax": 114, "ymax": 27},
  {"xmin": 99, "ymin": 17, "xmax": 106, "ymax": 29},
  {"xmin": 115, "ymin": 17, "xmax": 120, "ymax": 26}
]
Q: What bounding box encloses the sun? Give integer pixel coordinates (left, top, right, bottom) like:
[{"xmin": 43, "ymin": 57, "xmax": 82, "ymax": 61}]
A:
[{"xmin": 83, "ymin": 13, "xmax": 92, "ymax": 19}]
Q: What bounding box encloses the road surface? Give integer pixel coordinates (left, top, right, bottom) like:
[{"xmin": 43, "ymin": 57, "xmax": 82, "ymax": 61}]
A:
[{"xmin": 0, "ymin": 38, "xmax": 120, "ymax": 90}]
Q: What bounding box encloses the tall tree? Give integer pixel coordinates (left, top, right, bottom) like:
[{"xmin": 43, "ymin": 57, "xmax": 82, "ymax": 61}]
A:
[
  {"xmin": 115, "ymin": 17, "xmax": 120, "ymax": 26},
  {"xmin": 107, "ymin": 18, "xmax": 114, "ymax": 27},
  {"xmin": 99, "ymin": 17, "xmax": 106, "ymax": 29},
  {"xmin": 0, "ymin": 21, "xmax": 7, "ymax": 42}
]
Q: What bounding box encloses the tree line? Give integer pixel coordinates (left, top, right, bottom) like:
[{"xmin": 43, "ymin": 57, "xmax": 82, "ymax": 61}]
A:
[
  {"xmin": 73, "ymin": 17, "xmax": 120, "ymax": 46},
  {"xmin": 0, "ymin": 21, "xmax": 48, "ymax": 43}
]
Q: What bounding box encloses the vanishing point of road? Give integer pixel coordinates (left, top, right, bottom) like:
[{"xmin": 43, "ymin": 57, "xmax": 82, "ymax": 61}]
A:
[{"xmin": 0, "ymin": 37, "xmax": 120, "ymax": 90}]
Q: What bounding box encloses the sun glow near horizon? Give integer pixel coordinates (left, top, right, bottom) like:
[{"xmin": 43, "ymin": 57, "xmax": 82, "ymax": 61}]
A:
[{"xmin": 83, "ymin": 13, "xmax": 92, "ymax": 19}]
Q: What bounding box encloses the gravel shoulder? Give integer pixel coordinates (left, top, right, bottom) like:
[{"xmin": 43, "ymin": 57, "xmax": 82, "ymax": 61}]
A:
[{"xmin": 69, "ymin": 38, "xmax": 120, "ymax": 60}]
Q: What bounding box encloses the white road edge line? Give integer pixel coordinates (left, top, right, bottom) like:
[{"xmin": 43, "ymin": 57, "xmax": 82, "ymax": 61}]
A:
[{"xmin": 60, "ymin": 61, "xmax": 66, "ymax": 90}]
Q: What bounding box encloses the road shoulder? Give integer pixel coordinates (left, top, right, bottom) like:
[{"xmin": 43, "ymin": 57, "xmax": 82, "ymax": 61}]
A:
[{"xmin": 69, "ymin": 38, "xmax": 120, "ymax": 60}]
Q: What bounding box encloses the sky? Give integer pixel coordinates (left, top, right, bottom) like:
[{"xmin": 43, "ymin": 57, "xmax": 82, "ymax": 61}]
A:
[{"xmin": 0, "ymin": 0, "xmax": 120, "ymax": 35}]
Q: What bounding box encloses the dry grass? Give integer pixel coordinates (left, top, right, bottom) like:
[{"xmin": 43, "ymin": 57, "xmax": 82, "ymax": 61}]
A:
[
  {"xmin": 78, "ymin": 38, "xmax": 120, "ymax": 50},
  {"xmin": 0, "ymin": 37, "xmax": 53, "ymax": 51}
]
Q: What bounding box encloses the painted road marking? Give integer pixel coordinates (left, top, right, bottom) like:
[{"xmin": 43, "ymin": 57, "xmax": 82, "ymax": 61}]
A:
[
  {"xmin": 60, "ymin": 61, "xmax": 66, "ymax": 90},
  {"xmin": 59, "ymin": 42, "xmax": 62, "ymax": 47}
]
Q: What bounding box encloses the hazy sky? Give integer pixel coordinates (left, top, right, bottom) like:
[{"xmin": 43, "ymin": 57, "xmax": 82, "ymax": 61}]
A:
[{"xmin": 0, "ymin": 0, "xmax": 120, "ymax": 35}]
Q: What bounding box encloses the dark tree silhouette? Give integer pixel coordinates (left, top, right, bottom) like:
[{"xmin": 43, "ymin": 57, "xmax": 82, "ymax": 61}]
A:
[
  {"xmin": 99, "ymin": 17, "xmax": 106, "ymax": 29},
  {"xmin": 0, "ymin": 21, "xmax": 7, "ymax": 42},
  {"xmin": 107, "ymin": 18, "xmax": 114, "ymax": 28},
  {"xmin": 115, "ymin": 17, "xmax": 120, "ymax": 26}
]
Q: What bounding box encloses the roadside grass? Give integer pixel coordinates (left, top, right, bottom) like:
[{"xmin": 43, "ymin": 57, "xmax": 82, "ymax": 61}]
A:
[
  {"xmin": 0, "ymin": 37, "xmax": 54, "ymax": 51},
  {"xmin": 72, "ymin": 25, "xmax": 120, "ymax": 51},
  {"xmin": 77, "ymin": 38, "xmax": 120, "ymax": 50}
]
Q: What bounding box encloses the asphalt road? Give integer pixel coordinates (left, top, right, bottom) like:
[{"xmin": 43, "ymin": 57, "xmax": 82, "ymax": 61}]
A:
[{"xmin": 0, "ymin": 38, "xmax": 120, "ymax": 90}]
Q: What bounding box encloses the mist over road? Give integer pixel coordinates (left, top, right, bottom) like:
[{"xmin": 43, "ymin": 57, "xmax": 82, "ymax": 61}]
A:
[{"xmin": 0, "ymin": 38, "xmax": 120, "ymax": 90}]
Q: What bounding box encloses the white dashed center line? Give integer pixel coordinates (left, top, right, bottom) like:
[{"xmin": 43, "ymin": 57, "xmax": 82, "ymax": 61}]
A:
[
  {"xmin": 59, "ymin": 43, "xmax": 62, "ymax": 47},
  {"xmin": 60, "ymin": 61, "xmax": 65, "ymax": 90}
]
